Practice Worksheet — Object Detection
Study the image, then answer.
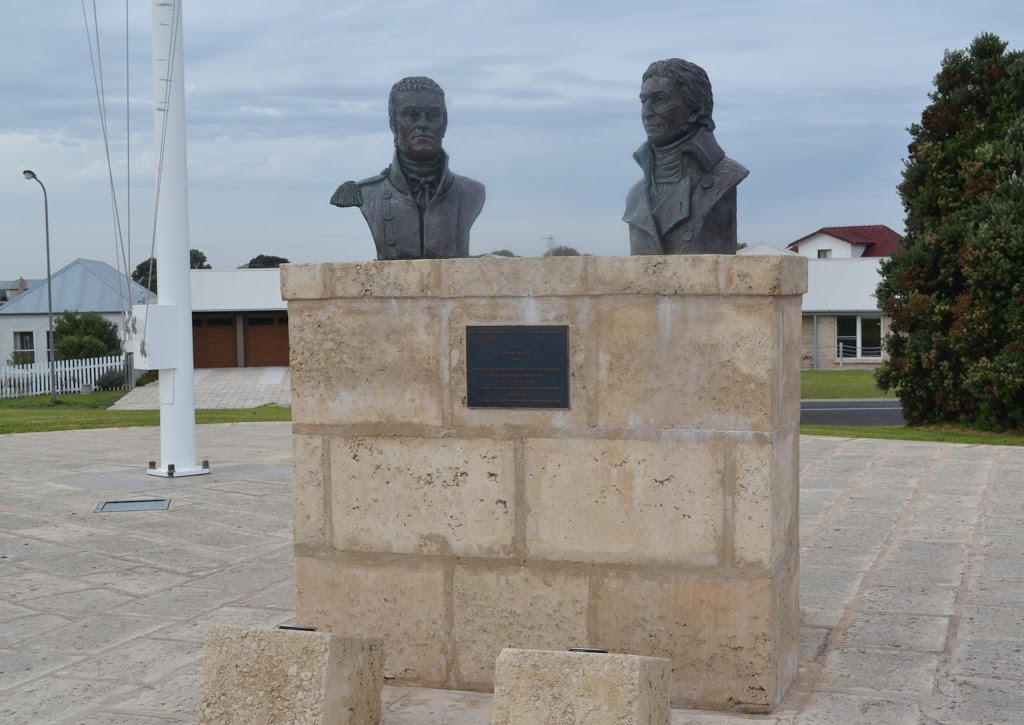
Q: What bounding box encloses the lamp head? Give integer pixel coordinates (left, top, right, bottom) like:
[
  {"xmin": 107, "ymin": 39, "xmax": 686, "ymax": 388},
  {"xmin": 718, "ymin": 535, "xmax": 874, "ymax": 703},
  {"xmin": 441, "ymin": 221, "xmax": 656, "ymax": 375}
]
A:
[{"xmin": 22, "ymin": 170, "xmax": 36, "ymax": 180}]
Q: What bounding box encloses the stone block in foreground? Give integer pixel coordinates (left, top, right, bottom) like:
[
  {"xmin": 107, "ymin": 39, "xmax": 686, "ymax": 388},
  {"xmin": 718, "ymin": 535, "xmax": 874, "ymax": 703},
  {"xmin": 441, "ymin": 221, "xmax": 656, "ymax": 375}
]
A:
[
  {"xmin": 492, "ymin": 648, "xmax": 671, "ymax": 725},
  {"xmin": 196, "ymin": 625, "xmax": 384, "ymax": 725}
]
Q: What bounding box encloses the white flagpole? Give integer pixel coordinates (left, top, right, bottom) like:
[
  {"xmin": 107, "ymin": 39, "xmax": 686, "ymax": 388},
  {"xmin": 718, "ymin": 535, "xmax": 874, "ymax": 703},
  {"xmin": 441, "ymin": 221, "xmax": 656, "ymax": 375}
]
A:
[{"xmin": 136, "ymin": 0, "xmax": 208, "ymax": 478}]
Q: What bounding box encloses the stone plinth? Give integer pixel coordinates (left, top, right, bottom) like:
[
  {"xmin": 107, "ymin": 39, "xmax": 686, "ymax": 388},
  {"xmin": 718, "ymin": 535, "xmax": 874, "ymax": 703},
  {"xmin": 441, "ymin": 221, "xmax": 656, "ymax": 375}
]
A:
[
  {"xmin": 196, "ymin": 625, "xmax": 384, "ymax": 725},
  {"xmin": 282, "ymin": 255, "xmax": 806, "ymax": 713},
  {"xmin": 492, "ymin": 648, "xmax": 671, "ymax": 725}
]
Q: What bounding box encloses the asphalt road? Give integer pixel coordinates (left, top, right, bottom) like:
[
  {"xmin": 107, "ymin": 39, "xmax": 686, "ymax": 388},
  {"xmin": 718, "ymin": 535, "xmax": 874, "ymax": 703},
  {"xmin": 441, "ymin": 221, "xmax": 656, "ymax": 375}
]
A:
[{"xmin": 801, "ymin": 399, "xmax": 905, "ymax": 426}]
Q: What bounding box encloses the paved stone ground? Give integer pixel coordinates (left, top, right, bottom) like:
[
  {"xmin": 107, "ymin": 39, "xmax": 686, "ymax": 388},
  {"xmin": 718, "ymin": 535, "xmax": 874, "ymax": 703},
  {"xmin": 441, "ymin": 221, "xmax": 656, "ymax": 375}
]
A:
[
  {"xmin": 0, "ymin": 424, "xmax": 1022, "ymax": 724},
  {"xmin": 110, "ymin": 367, "xmax": 291, "ymax": 410}
]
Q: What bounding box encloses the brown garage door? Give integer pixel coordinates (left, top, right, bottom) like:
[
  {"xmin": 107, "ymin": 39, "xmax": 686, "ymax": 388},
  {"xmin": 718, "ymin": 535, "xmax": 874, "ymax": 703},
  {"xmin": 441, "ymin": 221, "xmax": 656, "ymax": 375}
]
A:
[
  {"xmin": 193, "ymin": 316, "xmax": 238, "ymax": 368},
  {"xmin": 243, "ymin": 314, "xmax": 289, "ymax": 366}
]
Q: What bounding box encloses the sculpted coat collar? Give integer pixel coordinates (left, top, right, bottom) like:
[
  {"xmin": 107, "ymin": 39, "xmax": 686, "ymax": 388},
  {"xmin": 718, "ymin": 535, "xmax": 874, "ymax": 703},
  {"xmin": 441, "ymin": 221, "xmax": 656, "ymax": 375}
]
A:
[
  {"xmin": 623, "ymin": 125, "xmax": 747, "ymax": 254},
  {"xmin": 632, "ymin": 127, "xmax": 726, "ymax": 182},
  {"xmin": 389, "ymin": 150, "xmax": 454, "ymax": 204}
]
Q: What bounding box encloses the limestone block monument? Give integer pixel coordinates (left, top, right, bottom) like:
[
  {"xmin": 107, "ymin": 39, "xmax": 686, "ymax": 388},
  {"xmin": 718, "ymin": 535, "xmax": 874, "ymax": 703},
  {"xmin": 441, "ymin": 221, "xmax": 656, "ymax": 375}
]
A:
[{"xmin": 282, "ymin": 253, "xmax": 805, "ymax": 712}]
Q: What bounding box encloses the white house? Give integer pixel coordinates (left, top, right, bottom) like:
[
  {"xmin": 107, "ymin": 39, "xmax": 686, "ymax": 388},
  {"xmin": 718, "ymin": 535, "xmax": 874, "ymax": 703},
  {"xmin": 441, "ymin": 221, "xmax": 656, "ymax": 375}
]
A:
[
  {"xmin": 786, "ymin": 225, "xmax": 901, "ymax": 259},
  {"xmin": 0, "ymin": 259, "xmax": 151, "ymax": 365},
  {"xmin": 743, "ymin": 226, "xmax": 903, "ymax": 369}
]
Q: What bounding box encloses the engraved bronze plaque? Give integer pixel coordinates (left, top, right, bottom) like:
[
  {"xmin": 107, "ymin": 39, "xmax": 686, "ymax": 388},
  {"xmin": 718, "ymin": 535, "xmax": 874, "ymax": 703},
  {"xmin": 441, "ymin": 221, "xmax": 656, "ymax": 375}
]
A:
[{"xmin": 466, "ymin": 325, "xmax": 569, "ymax": 408}]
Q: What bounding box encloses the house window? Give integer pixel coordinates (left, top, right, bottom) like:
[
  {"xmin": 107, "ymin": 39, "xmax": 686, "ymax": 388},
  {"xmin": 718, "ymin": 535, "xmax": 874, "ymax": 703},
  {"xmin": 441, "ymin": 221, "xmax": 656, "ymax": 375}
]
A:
[
  {"xmin": 836, "ymin": 316, "xmax": 882, "ymax": 358},
  {"xmin": 817, "ymin": 249, "xmax": 832, "ymax": 258},
  {"xmin": 13, "ymin": 331, "xmax": 35, "ymax": 364}
]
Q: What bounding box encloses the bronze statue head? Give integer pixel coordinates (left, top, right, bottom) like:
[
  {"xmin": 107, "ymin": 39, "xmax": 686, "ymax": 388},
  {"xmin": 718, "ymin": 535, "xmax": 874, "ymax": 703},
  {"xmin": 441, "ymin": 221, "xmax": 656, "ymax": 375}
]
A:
[
  {"xmin": 639, "ymin": 59, "xmax": 715, "ymax": 147},
  {"xmin": 388, "ymin": 76, "xmax": 448, "ymax": 161}
]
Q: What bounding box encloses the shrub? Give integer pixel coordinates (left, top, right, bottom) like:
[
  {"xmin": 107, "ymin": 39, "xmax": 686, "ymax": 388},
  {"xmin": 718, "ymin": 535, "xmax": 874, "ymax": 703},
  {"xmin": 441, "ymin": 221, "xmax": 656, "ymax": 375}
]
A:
[
  {"xmin": 95, "ymin": 368, "xmax": 126, "ymax": 391},
  {"xmin": 135, "ymin": 369, "xmax": 159, "ymax": 386}
]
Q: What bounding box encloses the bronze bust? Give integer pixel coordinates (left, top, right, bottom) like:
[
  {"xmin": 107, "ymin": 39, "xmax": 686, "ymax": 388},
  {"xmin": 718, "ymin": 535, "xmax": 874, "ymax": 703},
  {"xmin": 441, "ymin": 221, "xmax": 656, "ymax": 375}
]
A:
[
  {"xmin": 623, "ymin": 59, "xmax": 748, "ymax": 255},
  {"xmin": 331, "ymin": 77, "xmax": 486, "ymax": 260}
]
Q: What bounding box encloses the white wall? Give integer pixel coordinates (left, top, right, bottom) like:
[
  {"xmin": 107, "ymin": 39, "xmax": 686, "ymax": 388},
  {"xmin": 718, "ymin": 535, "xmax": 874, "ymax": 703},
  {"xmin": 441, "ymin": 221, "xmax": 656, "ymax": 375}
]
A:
[
  {"xmin": 0, "ymin": 312, "xmax": 124, "ymax": 365},
  {"xmin": 190, "ymin": 268, "xmax": 285, "ymax": 312},
  {"xmin": 793, "ymin": 233, "xmax": 864, "ymax": 259},
  {"xmin": 804, "ymin": 258, "xmax": 883, "ymax": 313}
]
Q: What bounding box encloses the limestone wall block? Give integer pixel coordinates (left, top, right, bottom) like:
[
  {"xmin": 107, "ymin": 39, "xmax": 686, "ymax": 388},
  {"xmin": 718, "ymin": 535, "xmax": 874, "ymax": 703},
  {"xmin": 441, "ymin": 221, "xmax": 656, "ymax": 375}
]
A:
[
  {"xmin": 732, "ymin": 426, "xmax": 799, "ymax": 569},
  {"xmin": 292, "ymin": 434, "xmax": 327, "ymax": 547},
  {"xmin": 325, "ymin": 259, "xmax": 441, "ymax": 298},
  {"xmin": 295, "ymin": 557, "xmax": 447, "ymax": 684},
  {"xmin": 196, "ymin": 624, "xmax": 384, "ymax": 725},
  {"xmin": 592, "ymin": 254, "xmax": 722, "ymax": 296},
  {"xmin": 778, "ymin": 296, "xmax": 803, "ymax": 426},
  {"xmin": 723, "ymin": 254, "xmax": 807, "ymax": 296},
  {"xmin": 523, "ymin": 437, "xmax": 724, "ymax": 566},
  {"xmin": 329, "ymin": 436, "xmax": 515, "ymax": 557},
  {"xmin": 590, "ymin": 255, "xmax": 807, "ymax": 297},
  {"xmin": 594, "ymin": 297, "xmax": 777, "ymax": 430},
  {"xmin": 280, "ymin": 263, "xmax": 327, "ymax": 301},
  {"xmin": 453, "ymin": 564, "xmax": 588, "ymax": 687},
  {"xmin": 442, "ymin": 255, "xmax": 593, "ymax": 298},
  {"xmin": 448, "ymin": 298, "xmax": 591, "ymax": 429},
  {"xmin": 593, "ymin": 571, "xmax": 781, "ymax": 711},
  {"xmin": 282, "ymin": 260, "xmax": 441, "ymax": 300},
  {"xmin": 492, "ymin": 648, "xmax": 671, "ymax": 725},
  {"xmin": 772, "ymin": 556, "xmax": 800, "ymax": 699},
  {"xmin": 288, "ymin": 302, "xmax": 443, "ymax": 427}
]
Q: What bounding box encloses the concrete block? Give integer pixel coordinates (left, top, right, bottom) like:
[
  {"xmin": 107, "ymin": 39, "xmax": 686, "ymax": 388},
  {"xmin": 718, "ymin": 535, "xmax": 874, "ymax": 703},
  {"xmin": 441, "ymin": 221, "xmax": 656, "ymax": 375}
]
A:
[
  {"xmin": 524, "ymin": 437, "xmax": 724, "ymax": 566},
  {"xmin": 453, "ymin": 564, "xmax": 588, "ymax": 687},
  {"xmin": 329, "ymin": 436, "xmax": 515, "ymax": 557},
  {"xmin": 196, "ymin": 624, "xmax": 384, "ymax": 725},
  {"xmin": 491, "ymin": 648, "xmax": 671, "ymax": 725},
  {"xmin": 295, "ymin": 557, "xmax": 447, "ymax": 684},
  {"xmin": 288, "ymin": 303, "xmax": 443, "ymax": 427}
]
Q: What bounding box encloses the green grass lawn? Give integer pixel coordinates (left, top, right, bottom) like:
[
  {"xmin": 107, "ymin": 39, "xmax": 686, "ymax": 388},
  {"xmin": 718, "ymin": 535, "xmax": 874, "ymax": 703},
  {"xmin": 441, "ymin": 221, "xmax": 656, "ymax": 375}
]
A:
[
  {"xmin": 0, "ymin": 390, "xmax": 290, "ymax": 435},
  {"xmin": 5, "ymin": 381, "xmax": 1021, "ymax": 448},
  {"xmin": 800, "ymin": 423, "xmax": 1024, "ymax": 446},
  {"xmin": 801, "ymin": 369, "xmax": 896, "ymax": 399}
]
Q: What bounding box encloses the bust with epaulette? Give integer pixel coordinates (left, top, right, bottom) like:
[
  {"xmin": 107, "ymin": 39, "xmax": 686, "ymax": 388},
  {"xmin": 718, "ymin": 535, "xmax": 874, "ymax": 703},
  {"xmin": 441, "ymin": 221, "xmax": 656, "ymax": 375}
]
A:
[{"xmin": 330, "ymin": 76, "xmax": 486, "ymax": 260}]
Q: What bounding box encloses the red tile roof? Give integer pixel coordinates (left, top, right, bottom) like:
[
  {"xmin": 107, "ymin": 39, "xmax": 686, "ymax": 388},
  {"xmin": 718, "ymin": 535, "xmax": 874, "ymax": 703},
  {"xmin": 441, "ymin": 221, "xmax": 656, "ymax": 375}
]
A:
[{"xmin": 787, "ymin": 225, "xmax": 903, "ymax": 257}]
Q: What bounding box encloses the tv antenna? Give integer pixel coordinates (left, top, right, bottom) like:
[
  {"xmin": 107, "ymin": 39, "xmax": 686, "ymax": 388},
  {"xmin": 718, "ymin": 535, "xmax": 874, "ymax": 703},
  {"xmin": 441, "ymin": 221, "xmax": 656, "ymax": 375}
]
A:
[{"xmin": 542, "ymin": 236, "xmax": 554, "ymax": 253}]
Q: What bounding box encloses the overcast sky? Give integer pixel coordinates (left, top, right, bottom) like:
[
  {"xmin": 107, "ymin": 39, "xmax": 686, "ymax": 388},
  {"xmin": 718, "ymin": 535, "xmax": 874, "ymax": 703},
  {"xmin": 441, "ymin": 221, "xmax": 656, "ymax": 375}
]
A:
[{"xmin": 1, "ymin": 1, "xmax": 1021, "ymax": 277}]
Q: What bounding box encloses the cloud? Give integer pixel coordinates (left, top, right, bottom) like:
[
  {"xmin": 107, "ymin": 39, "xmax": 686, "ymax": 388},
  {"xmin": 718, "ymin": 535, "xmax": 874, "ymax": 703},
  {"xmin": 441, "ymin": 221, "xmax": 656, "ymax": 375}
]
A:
[{"xmin": 1, "ymin": 0, "xmax": 1023, "ymax": 275}]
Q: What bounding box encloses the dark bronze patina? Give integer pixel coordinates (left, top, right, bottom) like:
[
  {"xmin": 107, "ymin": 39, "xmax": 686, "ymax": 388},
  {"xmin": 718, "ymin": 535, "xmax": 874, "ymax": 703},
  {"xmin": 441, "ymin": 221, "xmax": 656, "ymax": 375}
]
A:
[
  {"xmin": 330, "ymin": 77, "xmax": 486, "ymax": 260},
  {"xmin": 466, "ymin": 326, "xmax": 569, "ymax": 409},
  {"xmin": 623, "ymin": 59, "xmax": 748, "ymax": 255}
]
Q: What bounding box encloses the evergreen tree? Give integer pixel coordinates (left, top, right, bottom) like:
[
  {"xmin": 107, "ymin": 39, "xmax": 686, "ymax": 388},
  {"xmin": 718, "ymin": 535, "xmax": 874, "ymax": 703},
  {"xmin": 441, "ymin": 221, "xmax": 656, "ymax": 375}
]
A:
[
  {"xmin": 542, "ymin": 245, "xmax": 581, "ymax": 257},
  {"xmin": 876, "ymin": 33, "xmax": 1024, "ymax": 429},
  {"xmin": 131, "ymin": 248, "xmax": 212, "ymax": 293},
  {"xmin": 54, "ymin": 311, "xmax": 121, "ymax": 360},
  {"xmin": 246, "ymin": 254, "xmax": 290, "ymax": 268}
]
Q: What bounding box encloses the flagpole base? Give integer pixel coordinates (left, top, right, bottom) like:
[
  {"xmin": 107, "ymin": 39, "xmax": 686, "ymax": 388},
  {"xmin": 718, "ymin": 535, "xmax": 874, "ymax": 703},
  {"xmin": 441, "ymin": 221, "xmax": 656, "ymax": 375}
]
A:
[{"xmin": 147, "ymin": 460, "xmax": 212, "ymax": 478}]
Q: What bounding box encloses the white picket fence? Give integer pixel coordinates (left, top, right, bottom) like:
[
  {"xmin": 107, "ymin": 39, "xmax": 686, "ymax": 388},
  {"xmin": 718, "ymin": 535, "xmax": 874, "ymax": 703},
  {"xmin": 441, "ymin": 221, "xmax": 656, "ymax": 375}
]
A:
[{"xmin": 0, "ymin": 354, "xmax": 135, "ymax": 400}]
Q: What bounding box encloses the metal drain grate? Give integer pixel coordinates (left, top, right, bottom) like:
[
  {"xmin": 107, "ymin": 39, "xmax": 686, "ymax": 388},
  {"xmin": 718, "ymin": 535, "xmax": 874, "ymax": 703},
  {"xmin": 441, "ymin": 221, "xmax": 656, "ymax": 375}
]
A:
[{"xmin": 94, "ymin": 498, "xmax": 171, "ymax": 513}]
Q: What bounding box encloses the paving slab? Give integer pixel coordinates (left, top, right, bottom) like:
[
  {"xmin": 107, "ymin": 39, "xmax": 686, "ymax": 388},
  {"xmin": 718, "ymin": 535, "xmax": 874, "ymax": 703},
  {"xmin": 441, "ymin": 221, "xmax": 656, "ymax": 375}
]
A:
[{"xmin": 1, "ymin": 427, "xmax": 1024, "ymax": 723}]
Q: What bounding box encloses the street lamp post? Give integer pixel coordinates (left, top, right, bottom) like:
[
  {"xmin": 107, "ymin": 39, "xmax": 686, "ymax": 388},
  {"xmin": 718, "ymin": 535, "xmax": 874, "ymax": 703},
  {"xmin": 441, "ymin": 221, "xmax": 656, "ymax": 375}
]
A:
[{"xmin": 22, "ymin": 170, "xmax": 58, "ymax": 405}]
